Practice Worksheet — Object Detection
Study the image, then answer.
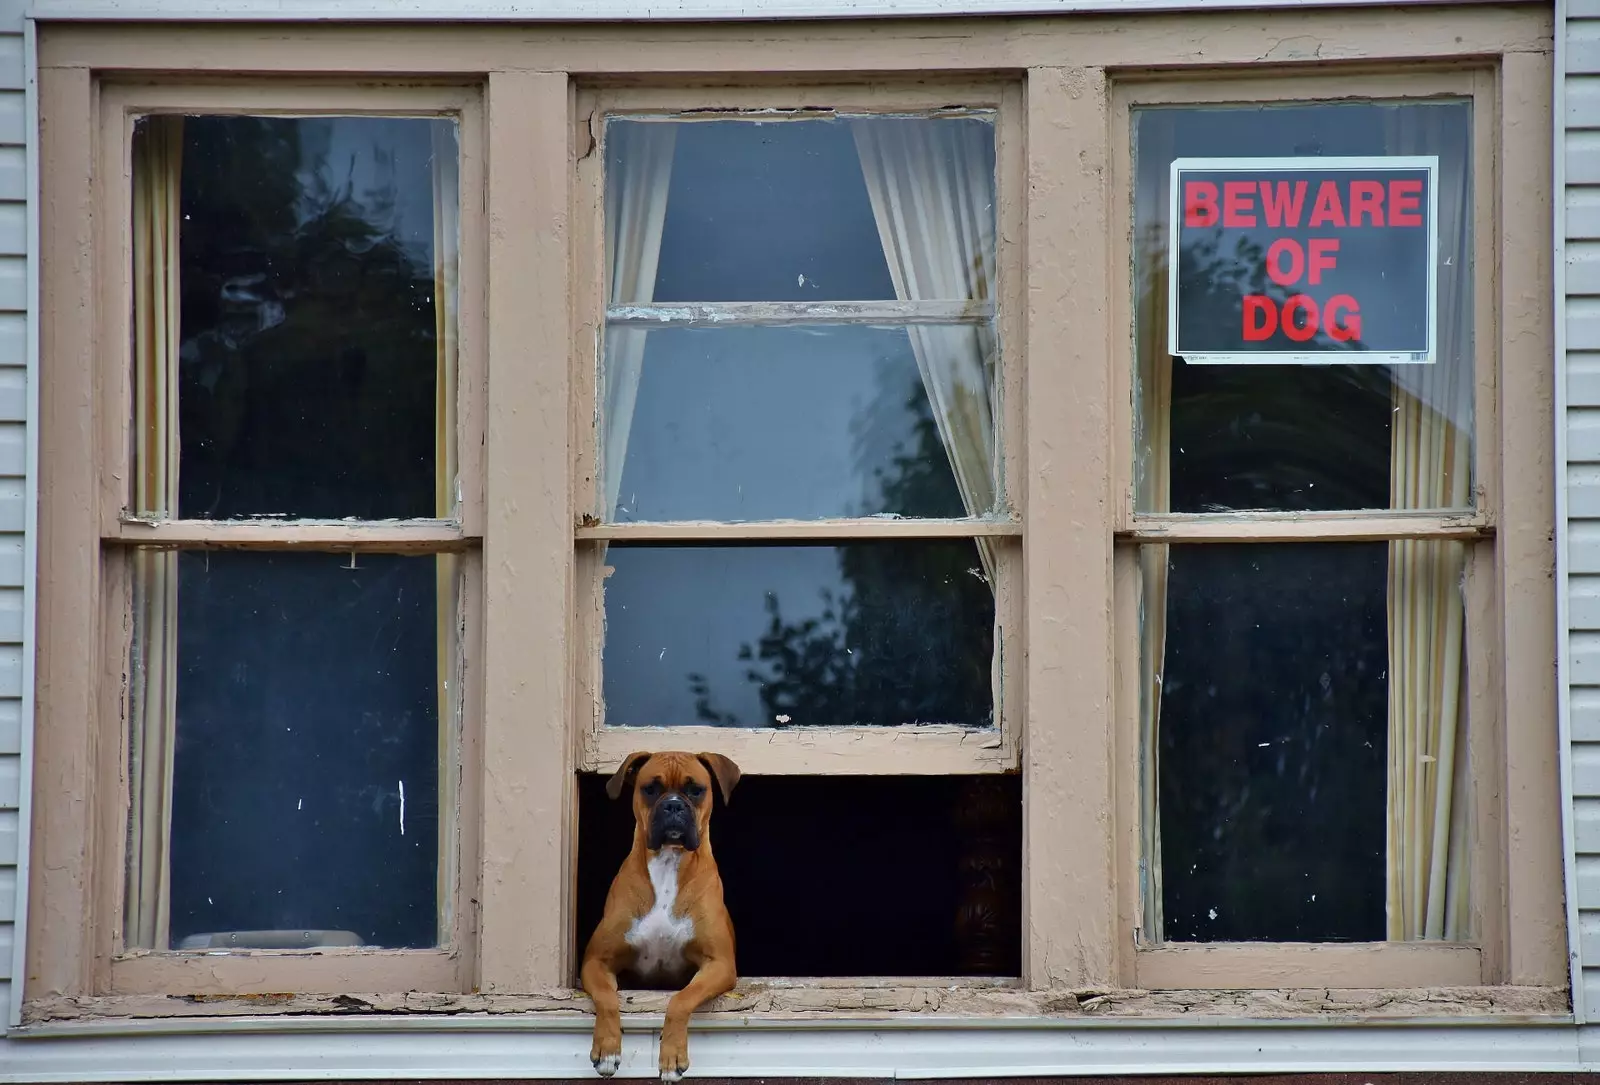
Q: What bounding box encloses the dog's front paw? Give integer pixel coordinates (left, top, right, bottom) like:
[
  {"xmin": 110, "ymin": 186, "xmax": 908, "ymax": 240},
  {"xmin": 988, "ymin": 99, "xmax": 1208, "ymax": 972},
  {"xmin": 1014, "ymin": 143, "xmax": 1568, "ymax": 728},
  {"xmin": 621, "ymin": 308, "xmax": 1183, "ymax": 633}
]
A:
[
  {"xmin": 659, "ymin": 1026, "xmax": 689, "ymax": 1082},
  {"xmin": 591, "ymin": 1024, "xmax": 622, "ymax": 1077}
]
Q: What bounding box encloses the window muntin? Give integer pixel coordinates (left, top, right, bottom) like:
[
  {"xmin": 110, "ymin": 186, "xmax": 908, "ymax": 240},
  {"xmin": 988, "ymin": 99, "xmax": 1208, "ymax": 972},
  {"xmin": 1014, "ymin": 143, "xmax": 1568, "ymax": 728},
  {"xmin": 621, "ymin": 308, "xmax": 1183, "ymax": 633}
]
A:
[
  {"xmin": 1130, "ymin": 99, "xmax": 1477, "ymax": 947},
  {"xmin": 122, "ymin": 112, "xmax": 464, "ymax": 953},
  {"xmin": 595, "ymin": 111, "xmax": 1008, "ymax": 734}
]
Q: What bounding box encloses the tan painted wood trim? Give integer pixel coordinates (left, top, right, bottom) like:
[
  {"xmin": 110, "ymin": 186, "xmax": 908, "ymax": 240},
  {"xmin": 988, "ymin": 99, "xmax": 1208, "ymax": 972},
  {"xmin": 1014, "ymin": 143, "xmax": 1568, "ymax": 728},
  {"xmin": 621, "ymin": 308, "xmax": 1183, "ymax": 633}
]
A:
[
  {"xmin": 1467, "ymin": 538, "xmax": 1505, "ymax": 983},
  {"xmin": 606, "ymin": 300, "xmax": 992, "ymax": 326},
  {"xmin": 37, "ymin": 7, "xmax": 1552, "ymax": 78},
  {"xmin": 1124, "ymin": 513, "xmax": 1492, "ymax": 543},
  {"xmin": 1495, "ymin": 48, "xmax": 1565, "ymax": 987},
  {"xmin": 455, "ymin": 88, "xmax": 490, "ymax": 538},
  {"xmin": 28, "ymin": 64, "xmax": 101, "ymax": 1002},
  {"xmin": 1111, "ymin": 545, "xmax": 1142, "ymax": 987},
  {"xmin": 577, "ymin": 517, "xmax": 1022, "ymax": 541},
  {"xmin": 109, "ymin": 520, "xmax": 474, "ymax": 551},
  {"xmin": 109, "ymin": 950, "xmax": 462, "ymax": 997},
  {"xmin": 96, "ymin": 81, "xmax": 478, "ymax": 116},
  {"xmin": 478, "ymin": 69, "xmax": 573, "ymax": 993},
  {"xmin": 584, "ymin": 84, "xmax": 1007, "ymax": 113},
  {"xmin": 585, "ymin": 725, "xmax": 1016, "ymax": 776},
  {"xmin": 1022, "ymin": 65, "xmax": 1114, "ymax": 991},
  {"xmin": 1134, "ymin": 943, "xmax": 1484, "ymax": 991}
]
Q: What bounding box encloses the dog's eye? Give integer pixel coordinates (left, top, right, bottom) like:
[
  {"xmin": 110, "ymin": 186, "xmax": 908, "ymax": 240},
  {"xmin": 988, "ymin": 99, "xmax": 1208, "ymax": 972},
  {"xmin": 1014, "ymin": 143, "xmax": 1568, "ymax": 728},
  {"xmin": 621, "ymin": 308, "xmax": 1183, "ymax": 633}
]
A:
[
  {"xmin": 640, "ymin": 781, "xmax": 662, "ymax": 799},
  {"xmin": 683, "ymin": 781, "xmax": 705, "ymax": 799}
]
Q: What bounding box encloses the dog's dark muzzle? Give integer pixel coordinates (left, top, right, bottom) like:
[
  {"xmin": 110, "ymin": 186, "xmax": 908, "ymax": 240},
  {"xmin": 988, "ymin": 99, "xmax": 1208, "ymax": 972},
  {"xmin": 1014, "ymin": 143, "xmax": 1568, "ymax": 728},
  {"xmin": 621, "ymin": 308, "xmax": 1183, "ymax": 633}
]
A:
[{"xmin": 648, "ymin": 794, "xmax": 700, "ymax": 850}]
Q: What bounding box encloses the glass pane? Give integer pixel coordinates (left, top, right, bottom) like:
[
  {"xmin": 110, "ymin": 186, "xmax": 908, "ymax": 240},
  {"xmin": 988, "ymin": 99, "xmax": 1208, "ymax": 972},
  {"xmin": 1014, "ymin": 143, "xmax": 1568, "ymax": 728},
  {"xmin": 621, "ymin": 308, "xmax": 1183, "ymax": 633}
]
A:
[
  {"xmin": 602, "ymin": 542, "xmax": 995, "ymax": 728},
  {"xmin": 1141, "ymin": 541, "xmax": 1470, "ymax": 943},
  {"xmin": 125, "ymin": 550, "xmax": 453, "ymax": 950},
  {"xmin": 605, "ymin": 325, "xmax": 984, "ymax": 522},
  {"xmin": 608, "ymin": 114, "xmax": 995, "ymax": 303},
  {"xmin": 131, "ymin": 114, "xmax": 459, "ymax": 520},
  {"xmin": 1133, "ymin": 101, "xmax": 1473, "ymax": 512}
]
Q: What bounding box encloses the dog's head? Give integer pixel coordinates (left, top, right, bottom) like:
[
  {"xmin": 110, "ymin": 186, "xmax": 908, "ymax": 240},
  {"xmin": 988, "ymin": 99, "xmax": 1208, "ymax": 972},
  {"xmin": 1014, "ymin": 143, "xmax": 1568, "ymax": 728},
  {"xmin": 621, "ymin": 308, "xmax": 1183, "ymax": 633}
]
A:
[{"xmin": 605, "ymin": 751, "xmax": 740, "ymax": 852}]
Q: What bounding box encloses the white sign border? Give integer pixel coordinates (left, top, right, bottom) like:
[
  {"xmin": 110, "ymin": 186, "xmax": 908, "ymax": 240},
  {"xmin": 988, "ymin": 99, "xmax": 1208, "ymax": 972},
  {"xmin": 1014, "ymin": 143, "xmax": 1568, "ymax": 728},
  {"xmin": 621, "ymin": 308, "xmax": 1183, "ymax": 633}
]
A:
[{"xmin": 1164, "ymin": 154, "xmax": 1441, "ymax": 366}]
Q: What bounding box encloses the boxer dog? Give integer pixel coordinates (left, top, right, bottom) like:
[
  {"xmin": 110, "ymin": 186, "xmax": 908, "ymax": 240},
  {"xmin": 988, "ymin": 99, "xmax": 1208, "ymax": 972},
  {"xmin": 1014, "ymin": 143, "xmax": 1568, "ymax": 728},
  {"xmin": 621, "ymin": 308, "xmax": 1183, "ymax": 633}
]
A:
[{"xmin": 582, "ymin": 751, "xmax": 741, "ymax": 1082}]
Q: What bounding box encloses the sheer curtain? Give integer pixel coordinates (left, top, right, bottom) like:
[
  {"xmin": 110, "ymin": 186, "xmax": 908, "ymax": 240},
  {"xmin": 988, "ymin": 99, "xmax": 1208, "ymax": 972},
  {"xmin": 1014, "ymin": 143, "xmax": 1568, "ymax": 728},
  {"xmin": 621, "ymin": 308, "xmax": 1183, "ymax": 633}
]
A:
[
  {"xmin": 128, "ymin": 115, "xmax": 184, "ymax": 950},
  {"xmin": 851, "ymin": 118, "xmax": 1000, "ymax": 583},
  {"xmin": 1385, "ymin": 111, "xmax": 1474, "ymax": 941},
  {"xmin": 602, "ymin": 123, "xmax": 676, "ymax": 520}
]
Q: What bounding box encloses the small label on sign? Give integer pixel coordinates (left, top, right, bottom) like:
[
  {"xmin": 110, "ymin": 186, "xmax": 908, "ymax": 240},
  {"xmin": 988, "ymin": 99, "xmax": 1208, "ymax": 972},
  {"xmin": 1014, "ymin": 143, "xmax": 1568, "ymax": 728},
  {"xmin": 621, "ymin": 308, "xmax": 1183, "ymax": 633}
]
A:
[{"xmin": 1166, "ymin": 156, "xmax": 1439, "ymax": 365}]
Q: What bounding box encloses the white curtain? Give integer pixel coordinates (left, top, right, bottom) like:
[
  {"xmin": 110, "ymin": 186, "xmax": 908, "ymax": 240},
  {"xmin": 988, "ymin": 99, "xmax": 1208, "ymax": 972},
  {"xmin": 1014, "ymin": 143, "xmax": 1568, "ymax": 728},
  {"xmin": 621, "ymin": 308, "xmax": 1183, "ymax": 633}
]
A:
[
  {"xmin": 1385, "ymin": 107, "xmax": 1475, "ymax": 941},
  {"xmin": 852, "ymin": 118, "xmax": 1000, "ymax": 583},
  {"xmin": 602, "ymin": 123, "xmax": 676, "ymax": 520}
]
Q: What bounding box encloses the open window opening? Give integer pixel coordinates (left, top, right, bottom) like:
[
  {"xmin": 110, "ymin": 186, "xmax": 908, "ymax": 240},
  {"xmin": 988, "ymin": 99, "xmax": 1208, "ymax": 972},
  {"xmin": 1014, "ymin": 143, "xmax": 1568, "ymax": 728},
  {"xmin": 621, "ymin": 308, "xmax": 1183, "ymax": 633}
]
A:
[{"xmin": 576, "ymin": 773, "xmax": 1022, "ymax": 981}]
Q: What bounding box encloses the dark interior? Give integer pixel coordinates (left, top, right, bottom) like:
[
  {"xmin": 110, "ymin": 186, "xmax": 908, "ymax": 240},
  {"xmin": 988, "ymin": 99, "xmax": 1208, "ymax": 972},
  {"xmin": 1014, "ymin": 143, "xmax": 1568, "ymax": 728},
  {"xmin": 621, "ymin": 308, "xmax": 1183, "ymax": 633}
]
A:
[{"xmin": 575, "ymin": 772, "xmax": 1021, "ymax": 980}]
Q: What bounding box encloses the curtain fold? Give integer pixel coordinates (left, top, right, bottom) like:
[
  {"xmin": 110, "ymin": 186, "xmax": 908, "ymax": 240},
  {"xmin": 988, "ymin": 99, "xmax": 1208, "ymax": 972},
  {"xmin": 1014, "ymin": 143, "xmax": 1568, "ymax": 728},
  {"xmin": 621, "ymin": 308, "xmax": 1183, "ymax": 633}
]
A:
[
  {"xmin": 128, "ymin": 115, "xmax": 184, "ymax": 951},
  {"xmin": 1385, "ymin": 108, "xmax": 1474, "ymax": 941},
  {"xmin": 602, "ymin": 123, "xmax": 676, "ymax": 520},
  {"xmin": 851, "ymin": 118, "xmax": 1000, "ymax": 584},
  {"xmin": 430, "ymin": 119, "xmax": 461, "ymax": 943}
]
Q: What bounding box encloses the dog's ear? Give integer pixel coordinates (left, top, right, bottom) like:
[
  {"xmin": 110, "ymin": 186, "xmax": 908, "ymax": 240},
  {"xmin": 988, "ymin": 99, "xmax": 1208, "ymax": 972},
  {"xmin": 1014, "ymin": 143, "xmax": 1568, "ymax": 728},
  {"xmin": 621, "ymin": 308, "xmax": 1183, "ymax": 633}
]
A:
[
  {"xmin": 697, "ymin": 752, "xmax": 741, "ymax": 805},
  {"xmin": 605, "ymin": 752, "xmax": 652, "ymax": 800}
]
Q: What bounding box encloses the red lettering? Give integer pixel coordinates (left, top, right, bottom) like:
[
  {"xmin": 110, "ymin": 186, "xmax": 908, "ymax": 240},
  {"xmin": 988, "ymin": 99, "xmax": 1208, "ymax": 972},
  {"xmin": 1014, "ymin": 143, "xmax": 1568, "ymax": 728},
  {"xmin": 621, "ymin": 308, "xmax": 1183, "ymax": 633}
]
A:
[
  {"xmin": 1242, "ymin": 295, "xmax": 1277, "ymax": 341},
  {"xmin": 1308, "ymin": 238, "xmax": 1340, "ymax": 285},
  {"xmin": 1349, "ymin": 180, "xmax": 1385, "ymax": 227},
  {"xmin": 1223, "ymin": 180, "xmax": 1257, "ymax": 227},
  {"xmin": 1185, "ymin": 181, "xmax": 1219, "ymax": 227},
  {"xmin": 1266, "ymin": 238, "xmax": 1304, "ymax": 286},
  {"xmin": 1325, "ymin": 294, "xmax": 1362, "ymax": 341},
  {"xmin": 1258, "ymin": 180, "xmax": 1308, "ymax": 228},
  {"xmin": 1308, "ymin": 180, "xmax": 1347, "ymax": 228},
  {"xmin": 1282, "ymin": 295, "xmax": 1318, "ymax": 342},
  {"xmin": 1390, "ymin": 178, "xmax": 1423, "ymax": 226}
]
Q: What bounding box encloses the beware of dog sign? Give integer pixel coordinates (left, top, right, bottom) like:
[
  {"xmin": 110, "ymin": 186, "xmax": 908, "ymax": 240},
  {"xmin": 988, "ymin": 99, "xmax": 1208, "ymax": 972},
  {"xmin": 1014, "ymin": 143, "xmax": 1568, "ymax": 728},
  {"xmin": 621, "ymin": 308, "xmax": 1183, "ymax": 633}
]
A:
[{"xmin": 1167, "ymin": 156, "xmax": 1439, "ymax": 365}]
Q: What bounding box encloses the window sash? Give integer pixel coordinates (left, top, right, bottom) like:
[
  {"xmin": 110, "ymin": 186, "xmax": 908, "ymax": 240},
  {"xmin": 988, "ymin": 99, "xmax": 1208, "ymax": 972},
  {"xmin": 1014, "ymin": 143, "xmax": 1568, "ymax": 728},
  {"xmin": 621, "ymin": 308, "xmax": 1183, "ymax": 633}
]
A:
[
  {"xmin": 1108, "ymin": 69, "xmax": 1518, "ymax": 989},
  {"xmin": 86, "ymin": 82, "xmax": 487, "ymax": 994}
]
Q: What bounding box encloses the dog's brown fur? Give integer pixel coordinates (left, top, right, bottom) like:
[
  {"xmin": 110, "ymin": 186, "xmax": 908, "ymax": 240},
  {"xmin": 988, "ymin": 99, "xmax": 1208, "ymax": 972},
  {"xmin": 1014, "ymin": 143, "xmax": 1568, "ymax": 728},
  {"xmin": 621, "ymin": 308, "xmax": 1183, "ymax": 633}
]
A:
[{"xmin": 581, "ymin": 751, "xmax": 740, "ymax": 1080}]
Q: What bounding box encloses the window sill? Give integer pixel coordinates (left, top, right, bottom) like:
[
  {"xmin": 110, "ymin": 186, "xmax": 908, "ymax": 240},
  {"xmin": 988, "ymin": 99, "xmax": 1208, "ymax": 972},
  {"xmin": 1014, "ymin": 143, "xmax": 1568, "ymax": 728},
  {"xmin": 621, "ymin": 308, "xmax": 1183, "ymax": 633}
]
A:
[
  {"xmin": 1134, "ymin": 941, "xmax": 1484, "ymax": 990},
  {"xmin": 17, "ymin": 981, "xmax": 1567, "ymax": 1031}
]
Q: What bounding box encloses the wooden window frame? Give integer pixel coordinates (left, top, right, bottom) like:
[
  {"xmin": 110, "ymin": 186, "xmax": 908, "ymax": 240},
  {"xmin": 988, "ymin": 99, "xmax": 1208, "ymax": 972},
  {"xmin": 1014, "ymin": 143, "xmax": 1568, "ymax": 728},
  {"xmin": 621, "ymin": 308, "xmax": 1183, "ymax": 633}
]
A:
[
  {"xmin": 570, "ymin": 82, "xmax": 1026, "ymax": 778},
  {"xmin": 1106, "ymin": 66, "xmax": 1559, "ymax": 990},
  {"xmin": 33, "ymin": 78, "xmax": 489, "ymax": 998},
  {"xmin": 25, "ymin": 3, "xmax": 1563, "ymax": 1022}
]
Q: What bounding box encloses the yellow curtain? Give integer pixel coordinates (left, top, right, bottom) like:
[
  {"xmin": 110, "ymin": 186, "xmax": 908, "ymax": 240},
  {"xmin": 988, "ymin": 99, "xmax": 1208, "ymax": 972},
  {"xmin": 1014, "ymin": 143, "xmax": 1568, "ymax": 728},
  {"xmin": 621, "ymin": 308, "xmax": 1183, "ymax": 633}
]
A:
[
  {"xmin": 1385, "ymin": 106, "xmax": 1475, "ymax": 941},
  {"xmin": 127, "ymin": 115, "xmax": 183, "ymax": 951},
  {"xmin": 431, "ymin": 120, "xmax": 461, "ymax": 943}
]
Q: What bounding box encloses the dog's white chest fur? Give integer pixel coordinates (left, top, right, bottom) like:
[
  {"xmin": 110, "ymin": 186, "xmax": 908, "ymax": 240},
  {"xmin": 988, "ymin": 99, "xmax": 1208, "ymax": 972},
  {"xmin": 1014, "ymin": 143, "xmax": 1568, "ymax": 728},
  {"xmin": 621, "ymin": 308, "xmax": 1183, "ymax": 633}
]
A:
[{"xmin": 625, "ymin": 849, "xmax": 695, "ymax": 979}]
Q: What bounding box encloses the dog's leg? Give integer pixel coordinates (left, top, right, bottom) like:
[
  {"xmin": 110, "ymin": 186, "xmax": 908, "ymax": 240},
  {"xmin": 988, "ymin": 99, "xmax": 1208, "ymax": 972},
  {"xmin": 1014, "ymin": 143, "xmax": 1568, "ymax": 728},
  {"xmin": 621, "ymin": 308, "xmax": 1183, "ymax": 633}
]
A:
[
  {"xmin": 658, "ymin": 957, "xmax": 736, "ymax": 1082},
  {"xmin": 581, "ymin": 954, "xmax": 625, "ymax": 1077}
]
